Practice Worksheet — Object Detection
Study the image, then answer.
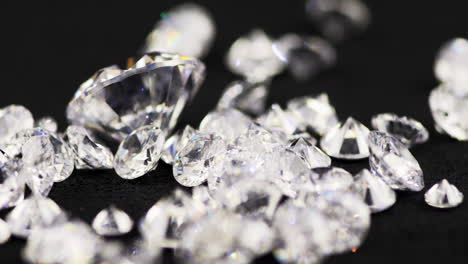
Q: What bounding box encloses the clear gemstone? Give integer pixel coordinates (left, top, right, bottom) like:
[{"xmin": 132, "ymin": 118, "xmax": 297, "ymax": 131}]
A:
[
  {"xmin": 226, "ymin": 29, "xmax": 285, "ymax": 82},
  {"xmin": 20, "ymin": 165, "xmax": 54, "ymax": 197},
  {"xmin": 76, "ymin": 65, "xmax": 123, "ymax": 97},
  {"xmin": 273, "ymin": 33, "xmax": 336, "ymax": 81},
  {"xmin": 289, "ymin": 137, "xmax": 331, "ymax": 169},
  {"xmin": 199, "ymin": 108, "xmax": 252, "ymax": 142},
  {"xmin": 368, "ymin": 131, "xmax": 424, "ymax": 191},
  {"xmin": 0, "ymin": 105, "xmax": 34, "ymax": 145},
  {"xmin": 0, "ymin": 159, "xmax": 24, "ymax": 209},
  {"xmin": 424, "ymin": 179, "xmax": 463, "ymax": 208},
  {"xmin": 429, "ymin": 84, "xmax": 468, "ymax": 141},
  {"xmin": 161, "ymin": 125, "xmax": 197, "ymax": 165},
  {"xmin": 371, "ymin": 113, "xmax": 429, "ymax": 147},
  {"xmin": 234, "ymin": 123, "xmax": 284, "ymax": 154},
  {"xmin": 67, "ymin": 52, "xmax": 205, "ymax": 141},
  {"xmin": 310, "ymin": 167, "xmax": 354, "ymax": 194},
  {"xmin": 65, "ymin": 125, "xmax": 114, "ymax": 169},
  {"xmin": 257, "ymin": 104, "xmax": 301, "ymax": 135},
  {"xmin": 92, "ymin": 206, "xmax": 134, "ymax": 236},
  {"xmin": 6, "ymin": 197, "xmax": 67, "ymax": 238},
  {"xmin": 0, "ymin": 218, "xmax": 10, "ymax": 244},
  {"xmin": 353, "ymin": 169, "xmax": 396, "ymax": 213},
  {"xmin": 434, "ymin": 38, "xmax": 468, "ymax": 96},
  {"xmin": 35, "ymin": 116, "xmax": 58, "ymax": 133},
  {"xmin": 173, "ymin": 134, "xmax": 226, "ymax": 187},
  {"xmin": 320, "ymin": 117, "xmax": 370, "ymax": 160},
  {"xmin": 238, "ymin": 219, "xmax": 275, "ymax": 255},
  {"xmin": 114, "ymin": 125, "xmax": 165, "ymax": 180},
  {"xmin": 143, "ymin": 3, "xmax": 216, "ymax": 58},
  {"xmin": 287, "ymin": 93, "xmax": 339, "ymax": 135},
  {"xmin": 287, "ymin": 131, "xmax": 317, "ymax": 145},
  {"xmin": 217, "ymin": 80, "xmax": 269, "ymax": 116}
]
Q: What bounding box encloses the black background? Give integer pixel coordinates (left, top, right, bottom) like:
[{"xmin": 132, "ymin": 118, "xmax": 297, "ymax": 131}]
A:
[{"xmin": 2, "ymin": 1, "xmax": 468, "ymax": 263}]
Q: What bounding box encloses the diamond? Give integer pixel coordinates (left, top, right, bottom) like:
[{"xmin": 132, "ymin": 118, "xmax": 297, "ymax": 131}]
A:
[
  {"xmin": 0, "ymin": 218, "xmax": 10, "ymax": 244},
  {"xmin": 257, "ymin": 104, "xmax": 301, "ymax": 135},
  {"xmin": 20, "ymin": 165, "xmax": 54, "ymax": 197},
  {"xmin": 65, "ymin": 125, "xmax": 114, "ymax": 169},
  {"xmin": 6, "ymin": 197, "xmax": 67, "ymax": 238},
  {"xmin": 368, "ymin": 131, "xmax": 424, "ymax": 191},
  {"xmin": 114, "ymin": 125, "xmax": 166, "ymax": 180},
  {"xmin": 273, "ymin": 33, "xmax": 336, "ymax": 81},
  {"xmin": 371, "ymin": 113, "xmax": 429, "ymax": 147},
  {"xmin": 199, "ymin": 108, "xmax": 252, "ymax": 142},
  {"xmin": 161, "ymin": 125, "xmax": 197, "ymax": 165},
  {"xmin": 92, "ymin": 206, "xmax": 134, "ymax": 236},
  {"xmin": 320, "ymin": 117, "xmax": 370, "ymax": 160},
  {"xmin": 238, "ymin": 218, "xmax": 275, "ymax": 255},
  {"xmin": 429, "ymin": 84, "xmax": 468, "ymax": 141},
  {"xmin": 289, "ymin": 137, "xmax": 331, "ymax": 169},
  {"xmin": 287, "ymin": 131, "xmax": 317, "ymax": 145},
  {"xmin": 434, "ymin": 38, "xmax": 468, "ymax": 96},
  {"xmin": 352, "ymin": 169, "xmax": 396, "ymax": 213},
  {"xmin": 424, "ymin": 179, "xmax": 463, "ymax": 208},
  {"xmin": 310, "ymin": 167, "xmax": 354, "ymax": 194},
  {"xmin": 143, "ymin": 3, "xmax": 216, "ymax": 58},
  {"xmin": 287, "ymin": 93, "xmax": 339, "ymax": 135},
  {"xmin": 173, "ymin": 134, "xmax": 226, "ymax": 187},
  {"xmin": 67, "ymin": 52, "xmax": 205, "ymax": 141},
  {"xmin": 0, "ymin": 105, "xmax": 34, "ymax": 145},
  {"xmin": 217, "ymin": 80, "xmax": 269, "ymax": 116},
  {"xmin": 0, "ymin": 159, "xmax": 24, "ymax": 209},
  {"xmin": 35, "ymin": 116, "xmax": 58, "ymax": 133},
  {"xmin": 234, "ymin": 123, "xmax": 284, "ymax": 154},
  {"xmin": 226, "ymin": 29, "xmax": 285, "ymax": 82}
]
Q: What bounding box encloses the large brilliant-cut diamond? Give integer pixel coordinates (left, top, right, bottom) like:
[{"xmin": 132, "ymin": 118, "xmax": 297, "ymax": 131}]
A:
[{"xmin": 67, "ymin": 52, "xmax": 205, "ymax": 141}]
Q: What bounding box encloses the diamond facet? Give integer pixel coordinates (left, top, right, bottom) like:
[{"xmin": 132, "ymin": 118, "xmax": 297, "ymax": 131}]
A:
[
  {"xmin": 257, "ymin": 104, "xmax": 301, "ymax": 136},
  {"xmin": 353, "ymin": 169, "xmax": 396, "ymax": 213},
  {"xmin": 434, "ymin": 38, "xmax": 468, "ymax": 96},
  {"xmin": 310, "ymin": 167, "xmax": 354, "ymax": 194},
  {"xmin": 424, "ymin": 179, "xmax": 463, "ymax": 208},
  {"xmin": 371, "ymin": 113, "xmax": 429, "ymax": 147},
  {"xmin": 289, "ymin": 138, "xmax": 331, "ymax": 169},
  {"xmin": 114, "ymin": 125, "xmax": 166, "ymax": 180},
  {"xmin": 320, "ymin": 117, "xmax": 370, "ymax": 160},
  {"xmin": 92, "ymin": 206, "xmax": 134, "ymax": 236},
  {"xmin": 199, "ymin": 108, "xmax": 252, "ymax": 142},
  {"xmin": 161, "ymin": 125, "xmax": 197, "ymax": 165},
  {"xmin": 0, "ymin": 159, "xmax": 25, "ymax": 209},
  {"xmin": 217, "ymin": 80, "xmax": 269, "ymax": 116},
  {"xmin": 368, "ymin": 131, "xmax": 424, "ymax": 191},
  {"xmin": 0, "ymin": 105, "xmax": 34, "ymax": 145}
]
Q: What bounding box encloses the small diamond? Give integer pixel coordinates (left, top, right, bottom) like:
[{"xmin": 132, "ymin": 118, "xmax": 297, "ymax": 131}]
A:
[
  {"xmin": 0, "ymin": 159, "xmax": 25, "ymax": 209},
  {"xmin": 310, "ymin": 167, "xmax": 354, "ymax": 194},
  {"xmin": 429, "ymin": 84, "xmax": 468, "ymax": 141},
  {"xmin": 434, "ymin": 38, "xmax": 468, "ymax": 96},
  {"xmin": 217, "ymin": 80, "xmax": 269, "ymax": 116},
  {"xmin": 287, "ymin": 131, "xmax": 317, "ymax": 145},
  {"xmin": 424, "ymin": 179, "xmax": 463, "ymax": 208},
  {"xmin": 65, "ymin": 125, "xmax": 114, "ymax": 169},
  {"xmin": 371, "ymin": 113, "xmax": 429, "ymax": 147},
  {"xmin": 273, "ymin": 34, "xmax": 336, "ymax": 81},
  {"xmin": 320, "ymin": 117, "xmax": 370, "ymax": 160},
  {"xmin": 353, "ymin": 169, "xmax": 396, "ymax": 213},
  {"xmin": 114, "ymin": 125, "xmax": 166, "ymax": 180},
  {"xmin": 199, "ymin": 108, "xmax": 252, "ymax": 142},
  {"xmin": 287, "ymin": 93, "xmax": 339, "ymax": 135},
  {"xmin": 289, "ymin": 138, "xmax": 330, "ymax": 169},
  {"xmin": 0, "ymin": 105, "xmax": 34, "ymax": 145},
  {"xmin": 257, "ymin": 104, "xmax": 301, "ymax": 135},
  {"xmin": 369, "ymin": 131, "xmax": 424, "ymax": 191},
  {"xmin": 226, "ymin": 29, "xmax": 285, "ymax": 82},
  {"xmin": 0, "ymin": 218, "xmax": 10, "ymax": 244},
  {"xmin": 173, "ymin": 134, "xmax": 226, "ymax": 187},
  {"xmin": 35, "ymin": 116, "xmax": 58, "ymax": 133},
  {"xmin": 92, "ymin": 206, "xmax": 134, "ymax": 236},
  {"xmin": 6, "ymin": 197, "xmax": 67, "ymax": 238},
  {"xmin": 161, "ymin": 125, "xmax": 197, "ymax": 165}
]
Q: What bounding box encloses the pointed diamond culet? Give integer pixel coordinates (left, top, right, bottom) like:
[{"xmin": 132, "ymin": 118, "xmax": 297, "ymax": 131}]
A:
[
  {"xmin": 67, "ymin": 52, "xmax": 205, "ymax": 141},
  {"xmin": 92, "ymin": 206, "xmax": 134, "ymax": 236},
  {"xmin": 371, "ymin": 113, "xmax": 429, "ymax": 147},
  {"xmin": 368, "ymin": 131, "xmax": 424, "ymax": 192},
  {"xmin": 320, "ymin": 117, "xmax": 370, "ymax": 160},
  {"xmin": 353, "ymin": 169, "xmax": 396, "ymax": 213},
  {"xmin": 289, "ymin": 138, "xmax": 331, "ymax": 169},
  {"xmin": 425, "ymin": 179, "xmax": 463, "ymax": 209}
]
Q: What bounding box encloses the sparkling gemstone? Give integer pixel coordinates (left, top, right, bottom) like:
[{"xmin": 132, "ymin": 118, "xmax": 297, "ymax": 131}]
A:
[
  {"xmin": 0, "ymin": 105, "xmax": 34, "ymax": 145},
  {"xmin": 20, "ymin": 165, "xmax": 54, "ymax": 197},
  {"xmin": 65, "ymin": 125, "xmax": 114, "ymax": 169},
  {"xmin": 114, "ymin": 125, "xmax": 165, "ymax": 180},
  {"xmin": 24, "ymin": 221, "xmax": 101, "ymax": 264},
  {"xmin": 353, "ymin": 169, "xmax": 396, "ymax": 213},
  {"xmin": 368, "ymin": 131, "xmax": 424, "ymax": 191},
  {"xmin": 143, "ymin": 3, "xmax": 216, "ymax": 58},
  {"xmin": 217, "ymin": 80, "xmax": 269, "ymax": 116},
  {"xmin": 288, "ymin": 131, "xmax": 317, "ymax": 145},
  {"xmin": 0, "ymin": 159, "xmax": 24, "ymax": 209},
  {"xmin": 434, "ymin": 38, "xmax": 468, "ymax": 96},
  {"xmin": 273, "ymin": 33, "xmax": 336, "ymax": 81},
  {"xmin": 287, "ymin": 93, "xmax": 339, "ymax": 135},
  {"xmin": 310, "ymin": 167, "xmax": 354, "ymax": 194},
  {"xmin": 305, "ymin": 0, "xmax": 371, "ymax": 42},
  {"xmin": 257, "ymin": 104, "xmax": 301, "ymax": 135},
  {"xmin": 199, "ymin": 108, "xmax": 252, "ymax": 142},
  {"xmin": 161, "ymin": 125, "xmax": 197, "ymax": 165},
  {"xmin": 429, "ymin": 84, "xmax": 468, "ymax": 141},
  {"xmin": 67, "ymin": 52, "xmax": 205, "ymax": 141},
  {"xmin": 289, "ymin": 137, "xmax": 331, "ymax": 169},
  {"xmin": 234, "ymin": 123, "xmax": 284, "ymax": 154},
  {"xmin": 35, "ymin": 116, "xmax": 58, "ymax": 133},
  {"xmin": 6, "ymin": 197, "xmax": 67, "ymax": 238},
  {"xmin": 320, "ymin": 117, "xmax": 370, "ymax": 160},
  {"xmin": 0, "ymin": 218, "xmax": 10, "ymax": 244},
  {"xmin": 173, "ymin": 134, "xmax": 226, "ymax": 187},
  {"xmin": 226, "ymin": 29, "xmax": 285, "ymax": 82},
  {"xmin": 424, "ymin": 179, "xmax": 463, "ymax": 208},
  {"xmin": 273, "ymin": 200, "xmax": 333, "ymax": 264},
  {"xmin": 92, "ymin": 206, "xmax": 134, "ymax": 236},
  {"xmin": 76, "ymin": 65, "xmax": 123, "ymax": 97},
  {"xmin": 371, "ymin": 113, "xmax": 429, "ymax": 147}
]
